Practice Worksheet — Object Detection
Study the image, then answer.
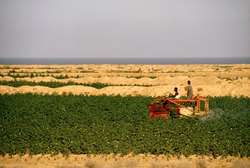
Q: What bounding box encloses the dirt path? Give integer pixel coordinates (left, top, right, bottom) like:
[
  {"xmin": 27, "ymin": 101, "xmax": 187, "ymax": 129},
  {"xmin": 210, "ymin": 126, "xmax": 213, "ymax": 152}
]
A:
[{"xmin": 0, "ymin": 154, "xmax": 249, "ymax": 168}]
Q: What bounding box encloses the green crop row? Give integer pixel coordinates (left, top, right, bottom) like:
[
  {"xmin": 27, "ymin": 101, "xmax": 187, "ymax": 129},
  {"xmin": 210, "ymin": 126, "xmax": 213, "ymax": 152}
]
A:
[
  {"xmin": 1, "ymin": 73, "xmax": 158, "ymax": 80},
  {"xmin": 0, "ymin": 80, "xmax": 152, "ymax": 89},
  {"xmin": 4, "ymin": 73, "xmax": 73, "ymax": 79},
  {"xmin": 0, "ymin": 94, "xmax": 249, "ymax": 157}
]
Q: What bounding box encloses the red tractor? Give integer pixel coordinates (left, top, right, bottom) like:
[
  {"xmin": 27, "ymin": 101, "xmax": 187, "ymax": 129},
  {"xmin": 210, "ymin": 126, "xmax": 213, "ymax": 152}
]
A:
[{"xmin": 149, "ymin": 96, "xmax": 209, "ymax": 120}]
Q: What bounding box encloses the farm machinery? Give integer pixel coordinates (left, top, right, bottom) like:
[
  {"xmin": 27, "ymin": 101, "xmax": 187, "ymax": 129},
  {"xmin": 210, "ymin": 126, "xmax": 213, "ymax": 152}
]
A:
[{"xmin": 149, "ymin": 96, "xmax": 209, "ymax": 119}]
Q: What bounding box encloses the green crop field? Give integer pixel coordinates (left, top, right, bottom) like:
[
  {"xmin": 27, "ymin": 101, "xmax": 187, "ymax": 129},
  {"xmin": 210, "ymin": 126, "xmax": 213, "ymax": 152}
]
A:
[{"xmin": 0, "ymin": 94, "xmax": 249, "ymax": 157}]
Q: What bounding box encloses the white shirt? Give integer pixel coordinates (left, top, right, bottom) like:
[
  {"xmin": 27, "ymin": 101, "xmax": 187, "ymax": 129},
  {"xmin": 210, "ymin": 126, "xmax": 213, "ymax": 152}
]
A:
[{"xmin": 175, "ymin": 93, "xmax": 180, "ymax": 99}]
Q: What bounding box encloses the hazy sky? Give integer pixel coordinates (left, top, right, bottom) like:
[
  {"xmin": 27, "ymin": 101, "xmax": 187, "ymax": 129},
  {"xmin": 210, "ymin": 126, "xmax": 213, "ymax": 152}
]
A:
[{"xmin": 0, "ymin": 0, "xmax": 249, "ymax": 58}]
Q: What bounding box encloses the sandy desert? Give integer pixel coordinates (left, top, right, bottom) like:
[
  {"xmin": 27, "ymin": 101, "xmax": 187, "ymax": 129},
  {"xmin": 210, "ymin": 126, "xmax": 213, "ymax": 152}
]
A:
[{"xmin": 0, "ymin": 64, "xmax": 249, "ymax": 97}]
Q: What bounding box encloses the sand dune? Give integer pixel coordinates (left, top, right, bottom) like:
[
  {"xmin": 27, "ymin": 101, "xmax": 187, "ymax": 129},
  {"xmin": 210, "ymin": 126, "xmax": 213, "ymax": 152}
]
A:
[
  {"xmin": 0, "ymin": 84, "xmax": 249, "ymax": 97},
  {"xmin": 0, "ymin": 64, "xmax": 249, "ymax": 97}
]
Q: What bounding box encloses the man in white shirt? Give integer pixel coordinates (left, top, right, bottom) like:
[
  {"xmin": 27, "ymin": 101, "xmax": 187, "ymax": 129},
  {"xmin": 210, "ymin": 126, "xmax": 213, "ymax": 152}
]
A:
[{"xmin": 169, "ymin": 87, "xmax": 180, "ymax": 99}]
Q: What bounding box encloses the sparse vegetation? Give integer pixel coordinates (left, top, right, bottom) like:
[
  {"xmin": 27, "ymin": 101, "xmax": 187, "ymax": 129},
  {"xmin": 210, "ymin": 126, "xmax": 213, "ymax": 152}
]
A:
[
  {"xmin": 2, "ymin": 73, "xmax": 159, "ymax": 79},
  {"xmin": 47, "ymin": 70, "xmax": 62, "ymax": 73},
  {"xmin": 30, "ymin": 73, "xmax": 34, "ymax": 78},
  {"xmin": 81, "ymin": 70, "xmax": 96, "ymax": 73},
  {"xmin": 0, "ymin": 66, "xmax": 10, "ymax": 69},
  {"xmin": 38, "ymin": 67, "xmax": 59, "ymax": 69},
  {"xmin": 219, "ymin": 66, "xmax": 233, "ymax": 68},
  {"xmin": 53, "ymin": 74, "xmax": 69, "ymax": 79},
  {"xmin": 0, "ymin": 80, "xmax": 153, "ymax": 88},
  {"xmin": 127, "ymin": 76, "xmax": 157, "ymax": 79},
  {"xmin": 197, "ymin": 88, "xmax": 203, "ymax": 92},
  {"xmin": 107, "ymin": 70, "xmax": 138, "ymax": 73},
  {"xmin": 9, "ymin": 69, "xmax": 16, "ymax": 73},
  {"xmin": 166, "ymin": 70, "xmax": 185, "ymax": 73},
  {"xmin": 0, "ymin": 67, "xmax": 20, "ymax": 69},
  {"xmin": 3, "ymin": 73, "xmax": 46, "ymax": 78},
  {"xmin": 153, "ymin": 69, "xmax": 161, "ymax": 72}
]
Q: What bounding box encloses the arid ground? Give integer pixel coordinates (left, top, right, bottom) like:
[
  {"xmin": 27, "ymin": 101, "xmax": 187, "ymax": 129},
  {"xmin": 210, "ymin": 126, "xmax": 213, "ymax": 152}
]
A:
[
  {"xmin": 0, "ymin": 64, "xmax": 249, "ymax": 168},
  {"xmin": 0, "ymin": 154, "xmax": 249, "ymax": 168},
  {"xmin": 0, "ymin": 64, "xmax": 249, "ymax": 97}
]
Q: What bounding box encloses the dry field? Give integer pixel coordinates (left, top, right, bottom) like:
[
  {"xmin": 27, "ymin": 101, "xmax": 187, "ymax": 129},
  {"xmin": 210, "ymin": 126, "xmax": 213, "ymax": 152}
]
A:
[
  {"xmin": 0, "ymin": 154, "xmax": 249, "ymax": 168},
  {"xmin": 0, "ymin": 64, "xmax": 249, "ymax": 168},
  {"xmin": 0, "ymin": 155, "xmax": 250, "ymax": 168},
  {"xmin": 0, "ymin": 64, "xmax": 250, "ymax": 97}
]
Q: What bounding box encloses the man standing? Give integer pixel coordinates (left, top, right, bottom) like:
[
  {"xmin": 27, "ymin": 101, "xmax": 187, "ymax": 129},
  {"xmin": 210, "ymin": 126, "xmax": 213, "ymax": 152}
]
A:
[{"xmin": 187, "ymin": 80, "xmax": 193, "ymax": 99}]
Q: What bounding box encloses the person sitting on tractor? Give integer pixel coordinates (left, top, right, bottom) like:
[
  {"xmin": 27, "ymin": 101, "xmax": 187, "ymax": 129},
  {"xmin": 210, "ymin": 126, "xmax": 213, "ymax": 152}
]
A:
[{"xmin": 169, "ymin": 87, "xmax": 180, "ymax": 99}]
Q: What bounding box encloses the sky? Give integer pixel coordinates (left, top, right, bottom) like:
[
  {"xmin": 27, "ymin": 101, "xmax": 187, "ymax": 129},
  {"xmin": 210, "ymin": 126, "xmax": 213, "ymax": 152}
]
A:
[{"xmin": 0, "ymin": 0, "xmax": 249, "ymax": 58}]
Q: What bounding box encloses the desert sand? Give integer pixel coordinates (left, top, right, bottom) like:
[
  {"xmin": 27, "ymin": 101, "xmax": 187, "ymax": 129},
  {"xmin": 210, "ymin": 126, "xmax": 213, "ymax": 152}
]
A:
[
  {"xmin": 0, "ymin": 154, "xmax": 249, "ymax": 168},
  {"xmin": 0, "ymin": 64, "xmax": 249, "ymax": 97}
]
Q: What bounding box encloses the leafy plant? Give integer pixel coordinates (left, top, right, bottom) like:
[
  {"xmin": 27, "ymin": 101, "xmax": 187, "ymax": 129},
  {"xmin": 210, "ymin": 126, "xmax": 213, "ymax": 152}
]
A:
[{"xmin": 0, "ymin": 94, "xmax": 249, "ymax": 157}]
